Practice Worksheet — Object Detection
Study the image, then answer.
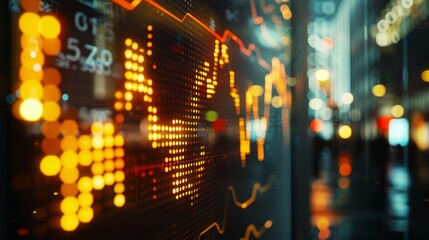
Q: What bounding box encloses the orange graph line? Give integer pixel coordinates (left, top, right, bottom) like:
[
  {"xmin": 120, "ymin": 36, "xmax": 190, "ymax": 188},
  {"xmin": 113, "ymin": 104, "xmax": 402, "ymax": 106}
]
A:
[
  {"xmin": 240, "ymin": 220, "xmax": 273, "ymax": 240},
  {"xmin": 111, "ymin": 0, "xmax": 271, "ymax": 71},
  {"xmin": 197, "ymin": 176, "xmax": 275, "ymax": 240}
]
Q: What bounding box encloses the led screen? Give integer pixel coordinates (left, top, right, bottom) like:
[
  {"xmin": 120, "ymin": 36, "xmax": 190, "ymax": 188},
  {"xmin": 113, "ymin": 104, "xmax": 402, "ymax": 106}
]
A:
[{"xmin": 5, "ymin": 0, "xmax": 292, "ymax": 239}]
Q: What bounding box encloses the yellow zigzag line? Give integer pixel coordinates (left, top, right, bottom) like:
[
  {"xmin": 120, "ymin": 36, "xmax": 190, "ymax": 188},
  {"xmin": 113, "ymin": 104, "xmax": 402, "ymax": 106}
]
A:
[{"xmin": 197, "ymin": 175, "xmax": 275, "ymax": 240}]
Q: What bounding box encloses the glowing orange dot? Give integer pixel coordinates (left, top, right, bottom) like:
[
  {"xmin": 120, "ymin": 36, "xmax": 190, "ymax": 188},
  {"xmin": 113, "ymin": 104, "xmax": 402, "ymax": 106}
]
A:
[
  {"xmin": 77, "ymin": 192, "xmax": 93, "ymax": 207},
  {"xmin": 19, "ymin": 12, "xmax": 40, "ymax": 36},
  {"xmin": 115, "ymin": 148, "xmax": 124, "ymax": 158},
  {"xmin": 78, "ymin": 150, "xmax": 93, "ymax": 166},
  {"xmin": 20, "ymin": 65, "xmax": 43, "ymax": 82},
  {"xmin": 61, "ymin": 151, "xmax": 79, "ymax": 168},
  {"xmin": 131, "ymin": 42, "xmax": 138, "ymax": 50},
  {"xmin": 114, "ymin": 170, "xmax": 125, "ymax": 182},
  {"xmin": 21, "ymin": 50, "xmax": 45, "ymax": 69},
  {"xmin": 104, "ymin": 172, "xmax": 115, "ymax": 186},
  {"xmin": 60, "ymin": 168, "xmax": 79, "ymax": 184},
  {"xmin": 104, "ymin": 148, "xmax": 114, "ymax": 159},
  {"xmin": 60, "ymin": 196, "xmax": 79, "ymax": 214},
  {"xmin": 310, "ymin": 119, "xmax": 323, "ymax": 133},
  {"xmin": 42, "ymin": 101, "xmax": 61, "ymax": 121},
  {"xmin": 91, "ymin": 162, "xmax": 104, "ymax": 175},
  {"xmin": 114, "ymin": 102, "xmax": 123, "ymax": 111},
  {"xmin": 316, "ymin": 217, "xmax": 330, "ymax": 230},
  {"xmin": 115, "ymin": 159, "xmax": 125, "ymax": 169},
  {"xmin": 19, "ymin": 80, "xmax": 43, "ymax": 99},
  {"xmin": 61, "ymin": 136, "xmax": 78, "ymax": 151},
  {"xmin": 60, "ymin": 214, "xmax": 79, "ymax": 231},
  {"xmin": 318, "ymin": 229, "xmax": 331, "ymax": 240},
  {"xmin": 114, "ymin": 183, "xmax": 125, "ymax": 194},
  {"xmin": 115, "ymin": 114, "xmax": 125, "ymax": 124},
  {"xmin": 125, "ymin": 38, "xmax": 132, "ymax": 46},
  {"xmin": 20, "ymin": 35, "xmax": 42, "ymax": 52},
  {"xmin": 104, "ymin": 160, "xmax": 115, "ymax": 172},
  {"xmin": 42, "ymin": 38, "xmax": 61, "ymax": 55},
  {"xmin": 91, "ymin": 122, "xmax": 103, "ymax": 134},
  {"xmin": 60, "ymin": 183, "xmax": 78, "ymax": 197},
  {"xmin": 92, "ymin": 175, "xmax": 105, "ymax": 190},
  {"xmin": 92, "ymin": 149, "xmax": 104, "ymax": 162},
  {"xmin": 125, "ymin": 102, "xmax": 132, "ymax": 111},
  {"xmin": 113, "ymin": 194, "xmax": 125, "ymax": 207},
  {"xmin": 40, "ymin": 155, "xmax": 61, "ymax": 176},
  {"xmin": 114, "ymin": 135, "xmax": 124, "ymax": 147},
  {"xmin": 43, "ymin": 85, "xmax": 61, "ymax": 101},
  {"xmin": 62, "ymin": 120, "xmax": 78, "ymax": 135},
  {"xmin": 78, "ymin": 135, "xmax": 92, "ymax": 150},
  {"xmin": 147, "ymin": 25, "xmax": 153, "ymax": 31},
  {"xmin": 77, "ymin": 207, "xmax": 93, "ymax": 223},
  {"xmin": 339, "ymin": 163, "xmax": 352, "ymax": 176},
  {"xmin": 38, "ymin": 15, "xmax": 61, "ymax": 39},
  {"xmin": 103, "ymin": 122, "xmax": 115, "ymax": 135},
  {"xmin": 104, "ymin": 136, "xmax": 114, "ymax": 148},
  {"xmin": 77, "ymin": 177, "xmax": 93, "ymax": 193}
]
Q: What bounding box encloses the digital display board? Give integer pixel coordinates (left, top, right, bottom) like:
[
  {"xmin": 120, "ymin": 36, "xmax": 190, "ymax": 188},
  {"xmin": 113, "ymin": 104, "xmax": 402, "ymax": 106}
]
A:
[{"xmin": 5, "ymin": 0, "xmax": 292, "ymax": 239}]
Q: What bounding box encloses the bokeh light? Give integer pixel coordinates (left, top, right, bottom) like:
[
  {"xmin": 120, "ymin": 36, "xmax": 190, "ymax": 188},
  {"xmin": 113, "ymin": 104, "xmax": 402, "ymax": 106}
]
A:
[
  {"xmin": 421, "ymin": 70, "xmax": 429, "ymax": 82},
  {"xmin": 42, "ymin": 101, "xmax": 61, "ymax": 121},
  {"xmin": 205, "ymin": 110, "xmax": 218, "ymax": 122},
  {"xmin": 341, "ymin": 92, "xmax": 354, "ymax": 105},
  {"xmin": 92, "ymin": 175, "xmax": 105, "ymax": 190},
  {"xmin": 315, "ymin": 69, "xmax": 330, "ymax": 81},
  {"xmin": 60, "ymin": 214, "xmax": 79, "ymax": 231},
  {"xmin": 60, "ymin": 197, "xmax": 79, "ymax": 214},
  {"xmin": 39, "ymin": 15, "xmax": 61, "ymax": 39},
  {"xmin": 77, "ymin": 177, "xmax": 93, "ymax": 193},
  {"xmin": 78, "ymin": 192, "xmax": 94, "ymax": 207},
  {"xmin": 391, "ymin": 104, "xmax": 404, "ymax": 118},
  {"xmin": 77, "ymin": 207, "xmax": 94, "ymax": 223},
  {"xmin": 271, "ymin": 96, "xmax": 283, "ymax": 108},
  {"xmin": 338, "ymin": 125, "xmax": 352, "ymax": 139},
  {"xmin": 316, "ymin": 217, "xmax": 330, "ymax": 230},
  {"xmin": 19, "ymin": 12, "xmax": 40, "ymax": 36},
  {"xmin": 372, "ymin": 84, "xmax": 386, "ymax": 97},
  {"xmin": 40, "ymin": 155, "xmax": 61, "ymax": 176},
  {"xmin": 19, "ymin": 98, "xmax": 43, "ymax": 121},
  {"xmin": 114, "ymin": 194, "xmax": 126, "ymax": 207},
  {"xmin": 309, "ymin": 98, "xmax": 324, "ymax": 111}
]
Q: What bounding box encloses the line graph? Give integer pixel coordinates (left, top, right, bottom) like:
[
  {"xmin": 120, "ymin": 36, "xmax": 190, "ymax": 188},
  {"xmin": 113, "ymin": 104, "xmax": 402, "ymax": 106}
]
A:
[
  {"xmin": 240, "ymin": 220, "xmax": 273, "ymax": 240},
  {"xmin": 112, "ymin": 0, "xmax": 272, "ymax": 71},
  {"xmin": 197, "ymin": 175, "xmax": 275, "ymax": 240}
]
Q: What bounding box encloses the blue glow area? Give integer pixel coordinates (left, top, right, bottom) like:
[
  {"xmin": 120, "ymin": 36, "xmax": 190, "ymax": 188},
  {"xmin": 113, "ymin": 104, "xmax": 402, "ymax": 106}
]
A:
[
  {"xmin": 62, "ymin": 94, "xmax": 69, "ymax": 101},
  {"xmin": 388, "ymin": 190, "xmax": 409, "ymax": 217},
  {"xmin": 388, "ymin": 118, "xmax": 409, "ymax": 146},
  {"xmin": 389, "ymin": 167, "xmax": 410, "ymax": 189},
  {"xmin": 6, "ymin": 94, "xmax": 16, "ymax": 104},
  {"xmin": 249, "ymin": 119, "xmax": 266, "ymax": 142}
]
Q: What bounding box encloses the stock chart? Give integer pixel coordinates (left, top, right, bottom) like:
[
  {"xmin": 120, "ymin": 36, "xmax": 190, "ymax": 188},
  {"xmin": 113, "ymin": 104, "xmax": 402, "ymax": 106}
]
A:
[{"xmin": 6, "ymin": 0, "xmax": 292, "ymax": 239}]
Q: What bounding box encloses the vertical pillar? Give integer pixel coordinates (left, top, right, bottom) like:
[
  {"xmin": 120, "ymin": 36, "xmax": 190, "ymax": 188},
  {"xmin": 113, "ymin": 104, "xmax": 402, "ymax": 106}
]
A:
[{"xmin": 291, "ymin": 0, "xmax": 311, "ymax": 239}]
